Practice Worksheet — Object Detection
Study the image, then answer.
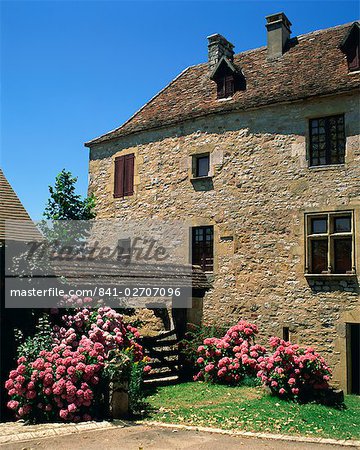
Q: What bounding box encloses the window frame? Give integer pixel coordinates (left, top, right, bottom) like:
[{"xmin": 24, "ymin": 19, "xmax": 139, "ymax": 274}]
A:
[
  {"xmin": 347, "ymin": 39, "xmax": 360, "ymax": 72},
  {"xmin": 341, "ymin": 24, "xmax": 360, "ymax": 73},
  {"xmin": 305, "ymin": 211, "xmax": 356, "ymax": 276},
  {"xmin": 308, "ymin": 114, "xmax": 346, "ymax": 167},
  {"xmin": 191, "ymin": 153, "xmax": 211, "ymax": 179},
  {"xmin": 217, "ymin": 74, "xmax": 235, "ymax": 99},
  {"xmin": 283, "ymin": 327, "xmax": 290, "ymax": 341},
  {"xmin": 195, "ymin": 155, "xmax": 210, "ymax": 178},
  {"xmin": 191, "ymin": 225, "xmax": 214, "ymax": 272},
  {"xmin": 117, "ymin": 238, "xmax": 131, "ymax": 255}
]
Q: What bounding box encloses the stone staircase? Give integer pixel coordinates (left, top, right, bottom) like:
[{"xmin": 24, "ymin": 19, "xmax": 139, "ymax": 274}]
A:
[{"xmin": 141, "ymin": 329, "xmax": 181, "ymax": 385}]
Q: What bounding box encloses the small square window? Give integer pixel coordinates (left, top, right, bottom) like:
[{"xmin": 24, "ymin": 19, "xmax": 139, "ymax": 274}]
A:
[
  {"xmin": 117, "ymin": 238, "xmax": 131, "ymax": 260},
  {"xmin": 192, "ymin": 154, "xmax": 210, "ymax": 178},
  {"xmin": 196, "ymin": 156, "xmax": 209, "ymax": 177}
]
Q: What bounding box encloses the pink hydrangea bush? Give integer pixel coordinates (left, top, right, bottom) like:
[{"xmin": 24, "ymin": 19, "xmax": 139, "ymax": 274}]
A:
[
  {"xmin": 6, "ymin": 337, "xmax": 105, "ymax": 422},
  {"xmin": 257, "ymin": 336, "xmax": 332, "ymax": 400},
  {"xmin": 53, "ymin": 306, "xmax": 144, "ymax": 361},
  {"xmin": 194, "ymin": 320, "xmax": 267, "ymax": 384},
  {"xmin": 6, "ymin": 304, "xmax": 147, "ymax": 422}
]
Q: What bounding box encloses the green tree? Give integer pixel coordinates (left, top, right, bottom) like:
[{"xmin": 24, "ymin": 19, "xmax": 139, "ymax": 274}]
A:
[
  {"xmin": 44, "ymin": 169, "xmax": 96, "ymax": 220},
  {"xmin": 41, "ymin": 169, "xmax": 96, "ymax": 246}
]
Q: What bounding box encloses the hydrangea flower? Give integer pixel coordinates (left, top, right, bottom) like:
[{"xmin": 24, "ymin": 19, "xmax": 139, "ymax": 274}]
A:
[{"xmin": 5, "ymin": 301, "xmax": 146, "ymax": 422}]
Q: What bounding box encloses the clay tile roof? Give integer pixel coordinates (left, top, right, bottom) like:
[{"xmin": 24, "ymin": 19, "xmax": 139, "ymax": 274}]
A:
[
  {"xmin": 0, "ymin": 169, "xmax": 41, "ymax": 241},
  {"xmin": 51, "ymin": 259, "xmax": 210, "ymax": 291},
  {"xmin": 85, "ymin": 22, "xmax": 360, "ymax": 146}
]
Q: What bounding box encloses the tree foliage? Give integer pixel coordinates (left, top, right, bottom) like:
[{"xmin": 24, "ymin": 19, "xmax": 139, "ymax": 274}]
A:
[
  {"xmin": 44, "ymin": 169, "xmax": 96, "ymax": 221},
  {"xmin": 41, "ymin": 169, "xmax": 96, "ymax": 245}
]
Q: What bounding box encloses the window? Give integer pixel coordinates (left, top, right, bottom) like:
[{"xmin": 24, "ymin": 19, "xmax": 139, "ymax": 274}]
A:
[
  {"xmin": 210, "ymin": 57, "xmax": 243, "ymax": 100},
  {"xmin": 347, "ymin": 39, "xmax": 360, "ymax": 72},
  {"xmin": 283, "ymin": 327, "xmax": 290, "ymax": 341},
  {"xmin": 193, "ymin": 154, "xmax": 210, "ymax": 178},
  {"xmin": 305, "ymin": 212, "xmax": 355, "ymax": 275},
  {"xmin": 114, "ymin": 154, "xmax": 134, "ymax": 197},
  {"xmin": 117, "ymin": 238, "xmax": 131, "ymax": 260},
  {"xmin": 340, "ymin": 23, "xmax": 360, "ymax": 73},
  {"xmin": 192, "ymin": 226, "xmax": 214, "ymax": 272},
  {"xmin": 217, "ymin": 75, "xmax": 234, "ymax": 99},
  {"xmin": 309, "ymin": 115, "xmax": 345, "ymax": 166},
  {"xmin": 347, "ymin": 323, "xmax": 360, "ymax": 394}
]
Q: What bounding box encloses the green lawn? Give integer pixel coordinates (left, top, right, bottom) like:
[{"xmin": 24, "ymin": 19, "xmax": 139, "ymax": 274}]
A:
[{"xmin": 143, "ymin": 382, "xmax": 360, "ymax": 441}]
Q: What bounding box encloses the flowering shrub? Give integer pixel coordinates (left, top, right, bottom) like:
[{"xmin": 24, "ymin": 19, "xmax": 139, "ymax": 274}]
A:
[
  {"xmin": 6, "ymin": 337, "xmax": 105, "ymax": 422},
  {"xmin": 257, "ymin": 336, "xmax": 332, "ymax": 400},
  {"xmin": 179, "ymin": 323, "xmax": 230, "ymax": 379},
  {"xmin": 194, "ymin": 320, "xmax": 267, "ymax": 385},
  {"xmin": 52, "ymin": 305, "xmax": 144, "ymax": 361},
  {"xmin": 6, "ymin": 303, "xmax": 148, "ymax": 422}
]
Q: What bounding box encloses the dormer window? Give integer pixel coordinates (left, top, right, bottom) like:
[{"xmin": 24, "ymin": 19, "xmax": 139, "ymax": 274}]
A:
[
  {"xmin": 217, "ymin": 75, "xmax": 235, "ymax": 99},
  {"xmin": 340, "ymin": 22, "xmax": 360, "ymax": 73},
  {"xmin": 210, "ymin": 55, "xmax": 244, "ymax": 100},
  {"xmin": 347, "ymin": 39, "xmax": 359, "ymax": 72}
]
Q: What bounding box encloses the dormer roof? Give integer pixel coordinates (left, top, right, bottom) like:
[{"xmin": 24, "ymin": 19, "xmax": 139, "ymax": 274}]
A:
[
  {"xmin": 340, "ymin": 21, "xmax": 359, "ymax": 49},
  {"xmin": 209, "ymin": 56, "xmax": 239, "ymax": 81}
]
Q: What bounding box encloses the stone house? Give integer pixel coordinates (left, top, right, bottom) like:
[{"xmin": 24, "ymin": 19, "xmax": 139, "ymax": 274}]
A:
[{"xmin": 85, "ymin": 13, "xmax": 360, "ymax": 393}]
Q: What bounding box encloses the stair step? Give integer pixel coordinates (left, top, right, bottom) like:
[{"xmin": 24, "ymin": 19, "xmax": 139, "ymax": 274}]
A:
[
  {"xmin": 145, "ymin": 348, "xmax": 178, "ymax": 357},
  {"xmin": 149, "ymin": 359, "xmax": 180, "ymax": 369},
  {"xmin": 145, "ymin": 368, "xmax": 179, "ymax": 380},
  {"xmin": 143, "ymin": 339, "xmax": 179, "ymax": 349},
  {"xmin": 157, "ymin": 330, "xmax": 178, "ymax": 339},
  {"xmin": 142, "ymin": 330, "xmax": 177, "ymax": 344},
  {"xmin": 144, "ymin": 375, "xmax": 179, "ymax": 386}
]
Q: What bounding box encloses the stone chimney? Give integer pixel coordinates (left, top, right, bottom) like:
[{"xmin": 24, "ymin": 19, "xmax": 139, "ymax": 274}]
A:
[
  {"xmin": 207, "ymin": 34, "xmax": 234, "ymax": 69},
  {"xmin": 265, "ymin": 12, "xmax": 292, "ymax": 58}
]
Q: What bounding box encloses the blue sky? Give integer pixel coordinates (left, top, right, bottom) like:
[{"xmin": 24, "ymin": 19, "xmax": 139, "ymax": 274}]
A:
[{"xmin": 1, "ymin": 1, "xmax": 358, "ymax": 219}]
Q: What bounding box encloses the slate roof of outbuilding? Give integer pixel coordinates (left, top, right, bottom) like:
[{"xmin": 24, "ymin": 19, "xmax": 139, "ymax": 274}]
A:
[{"xmin": 85, "ymin": 22, "xmax": 360, "ymax": 146}]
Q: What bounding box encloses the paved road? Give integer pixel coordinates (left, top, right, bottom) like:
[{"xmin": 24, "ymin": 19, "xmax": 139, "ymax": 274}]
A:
[{"xmin": 0, "ymin": 424, "xmax": 356, "ymax": 450}]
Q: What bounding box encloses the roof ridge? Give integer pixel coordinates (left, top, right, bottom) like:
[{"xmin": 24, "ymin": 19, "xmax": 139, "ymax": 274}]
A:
[
  {"xmin": 230, "ymin": 21, "xmax": 358, "ymax": 59},
  {"xmin": 296, "ymin": 20, "xmax": 358, "ymax": 40},
  {"xmin": 184, "ymin": 22, "xmax": 359, "ymax": 66},
  {"xmin": 85, "ymin": 20, "xmax": 359, "ymax": 146}
]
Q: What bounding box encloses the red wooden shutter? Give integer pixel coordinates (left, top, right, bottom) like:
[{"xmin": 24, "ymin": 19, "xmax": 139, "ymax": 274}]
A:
[
  {"xmin": 114, "ymin": 156, "xmax": 125, "ymax": 198},
  {"xmin": 124, "ymin": 154, "xmax": 134, "ymax": 196}
]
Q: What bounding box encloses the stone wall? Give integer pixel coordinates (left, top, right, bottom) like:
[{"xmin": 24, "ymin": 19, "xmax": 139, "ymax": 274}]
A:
[{"xmin": 88, "ymin": 91, "xmax": 360, "ymax": 391}]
